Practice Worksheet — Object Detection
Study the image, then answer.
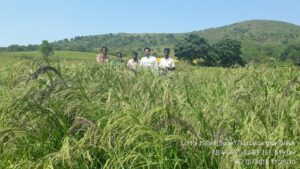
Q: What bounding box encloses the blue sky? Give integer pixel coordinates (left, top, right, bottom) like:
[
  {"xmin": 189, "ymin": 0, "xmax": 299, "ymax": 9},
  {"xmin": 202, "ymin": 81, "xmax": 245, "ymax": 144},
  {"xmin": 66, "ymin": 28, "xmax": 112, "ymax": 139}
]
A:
[{"xmin": 0, "ymin": 0, "xmax": 299, "ymax": 47}]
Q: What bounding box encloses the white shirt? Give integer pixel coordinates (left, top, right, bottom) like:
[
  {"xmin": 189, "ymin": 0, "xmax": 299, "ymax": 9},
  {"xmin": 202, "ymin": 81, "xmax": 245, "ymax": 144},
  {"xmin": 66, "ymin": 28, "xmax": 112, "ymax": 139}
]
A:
[
  {"xmin": 140, "ymin": 56, "xmax": 158, "ymax": 70},
  {"xmin": 159, "ymin": 57, "xmax": 175, "ymax": 69}
]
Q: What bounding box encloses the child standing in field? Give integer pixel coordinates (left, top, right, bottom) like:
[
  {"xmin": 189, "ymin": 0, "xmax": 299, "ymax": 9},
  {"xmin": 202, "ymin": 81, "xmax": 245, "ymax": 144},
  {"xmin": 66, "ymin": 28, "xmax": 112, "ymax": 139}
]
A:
[{"xmin": 96, "ymin": 46, "xmax": 109, "ymax": 63}]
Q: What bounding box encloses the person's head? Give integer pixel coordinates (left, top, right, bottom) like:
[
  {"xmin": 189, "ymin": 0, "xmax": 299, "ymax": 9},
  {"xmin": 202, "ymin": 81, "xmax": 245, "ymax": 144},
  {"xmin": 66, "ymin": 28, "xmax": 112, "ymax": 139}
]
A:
[
  {"xmin": 144, "ymin": 47, "xmax": 151, "ymax": 57},
  {"xmin": 132, "ymin": 51, "xmax": 138, "ymax": 60},
  {"xmin": 164, "ymin": 48, "xmax": 170, "ymax": 58},
  {"xmin": 101, "ymin": 47, "xmax": 108, "ymax": 54},
  {"xmin": 116, "ymin": 52, "xmax": 123, "ymax": 59}
]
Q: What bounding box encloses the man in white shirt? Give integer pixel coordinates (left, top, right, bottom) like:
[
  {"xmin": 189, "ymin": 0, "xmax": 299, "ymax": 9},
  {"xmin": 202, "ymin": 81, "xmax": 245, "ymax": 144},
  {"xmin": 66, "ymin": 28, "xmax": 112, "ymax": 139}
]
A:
[
  {"xmin": 140, "ymin": 47, "xmax": 158, "ymax": 70},
  {"xmin": 159, "ymin": 48, "xmax": 176, "ymax": 71}
]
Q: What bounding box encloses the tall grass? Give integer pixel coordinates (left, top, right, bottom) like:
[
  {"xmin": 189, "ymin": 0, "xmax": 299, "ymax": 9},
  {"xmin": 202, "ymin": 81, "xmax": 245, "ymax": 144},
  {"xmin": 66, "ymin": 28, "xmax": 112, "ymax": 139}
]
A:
[{"xmin": 0, "ymin": 59, "xmax": 299, "ymax": 168}]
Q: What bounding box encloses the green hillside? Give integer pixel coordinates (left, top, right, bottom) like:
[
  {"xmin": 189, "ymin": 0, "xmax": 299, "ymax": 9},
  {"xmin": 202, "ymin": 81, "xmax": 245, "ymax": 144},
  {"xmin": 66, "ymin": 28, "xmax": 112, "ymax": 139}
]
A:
[
  {"xmin": 51, "ymin": 33, "xmax": 185, "ymax": 57},
  {"xmin": 50, "ymin": 20, "xmax": 300, "ymax": 61},
  {"xmin": 2, "ymin": 20, "xmax": 300, "ymax": 61},
  {"xmin": 196, "ymin": 20, "xmax": 300, "ymax": 44},
  {"xmin": 195, "ymin": 20, "xmax": 300, "ymax": 60}
]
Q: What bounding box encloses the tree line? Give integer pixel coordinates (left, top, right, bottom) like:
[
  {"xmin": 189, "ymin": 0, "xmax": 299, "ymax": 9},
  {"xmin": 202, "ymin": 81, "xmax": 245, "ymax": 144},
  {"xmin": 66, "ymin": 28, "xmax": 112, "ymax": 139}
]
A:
[
  {"xmin": 175, "ymin": 34, "xmax": 245, "ymax": 67},
  {"xmin": 1, "ymin": 33, "xmax": 300, "ymax": 67}
]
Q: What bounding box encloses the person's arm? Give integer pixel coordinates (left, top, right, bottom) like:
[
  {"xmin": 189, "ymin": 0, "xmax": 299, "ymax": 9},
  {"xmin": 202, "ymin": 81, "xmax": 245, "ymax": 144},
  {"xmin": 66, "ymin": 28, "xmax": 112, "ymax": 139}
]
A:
[
  {"xmin": 159, "ymin": 58, "xmax": 166, "ymax": 70},
  {"xmin": 105, "ymin": 56, "xmax": 110, "ymax": 63},
  {"xmin": 169, "ymin": 59, "xmax": 176, "ymax": 70},
  {"xmin": 140, "ymin": 58, "xmax": 145, "ymax": 66},
  {"xmin": 96, "ymin": 55, "xmax": 101, "ymax": 63},
  {"xmin": 159, "ymin": 59, "xmax": 166, "ymax": 70},
  {"xmin": 158, "ymin": 59, "xmax": 161, "ymax": 68},
  {"xmin": 127, "ymin": 60, "xmax": 130, "ymax": 67}
]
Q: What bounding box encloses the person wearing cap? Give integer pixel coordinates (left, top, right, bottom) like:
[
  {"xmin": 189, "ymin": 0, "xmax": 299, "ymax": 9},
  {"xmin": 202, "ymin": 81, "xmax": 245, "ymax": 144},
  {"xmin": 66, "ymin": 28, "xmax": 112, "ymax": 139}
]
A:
[
  {"xmin": 140, "ymin": 47, "xmax": 158, "ymax": 71},
  {"xmin": 127, "ymin": 51, "xmax": 139, "ymax": 70},
  {"xmin": 159, "ymin": 48, "xmax": 176, "ymax": 74},
  {"xmin": 96, "ymin": 46, "xmax": 110, "ymax": 63}
]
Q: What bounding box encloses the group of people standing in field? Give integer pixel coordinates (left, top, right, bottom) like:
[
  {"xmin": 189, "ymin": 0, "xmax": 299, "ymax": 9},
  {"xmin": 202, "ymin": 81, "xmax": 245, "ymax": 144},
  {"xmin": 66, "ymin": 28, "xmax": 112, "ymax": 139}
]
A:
[{"xmin": 96, "ymin": 47, "xmax": 175, "ymax": 74}]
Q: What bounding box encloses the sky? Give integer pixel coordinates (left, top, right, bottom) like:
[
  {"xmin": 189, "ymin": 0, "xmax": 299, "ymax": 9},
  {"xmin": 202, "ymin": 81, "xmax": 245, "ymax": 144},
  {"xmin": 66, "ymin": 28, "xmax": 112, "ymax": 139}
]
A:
[{"xmin": 0, "ymin": 0, "xmax": 299, "ymax": 47}]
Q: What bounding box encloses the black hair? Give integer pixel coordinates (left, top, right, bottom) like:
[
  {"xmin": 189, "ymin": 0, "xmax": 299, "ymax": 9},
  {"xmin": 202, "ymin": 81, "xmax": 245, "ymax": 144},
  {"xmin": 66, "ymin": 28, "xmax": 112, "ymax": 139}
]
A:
[
  {"xmin": 101, "ymin": 46, "xmax": 108, "ymax": 51},
  {"xmin": 132, "ymin": 51, "xmax": 138, "ymax": 56},
  {"xmin": 164, "ymin": 48, "xmax": 170, "ymax": 52},
  {"xmin": 116, "ymin": 52, "xmax": 122, "ymax": 56},
  {"xmin": 144, "ymin": 47, "xmax": 151, "ymax": 51}
]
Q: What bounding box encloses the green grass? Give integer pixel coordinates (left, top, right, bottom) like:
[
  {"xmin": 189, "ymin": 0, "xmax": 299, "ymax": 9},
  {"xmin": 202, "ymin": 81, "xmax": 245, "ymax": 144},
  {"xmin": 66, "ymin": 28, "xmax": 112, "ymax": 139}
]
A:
[
  {"xmin": 0, "ymin": 51, "xmax": 97, "ymax": 64},
  {"xmin": 0, "ymin": 55, "xmax": 299, "ymax": 168}
]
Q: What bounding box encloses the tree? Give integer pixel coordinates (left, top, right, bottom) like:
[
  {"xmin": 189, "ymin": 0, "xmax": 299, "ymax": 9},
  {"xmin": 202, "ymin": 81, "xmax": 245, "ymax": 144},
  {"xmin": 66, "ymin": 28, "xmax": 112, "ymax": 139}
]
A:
[
  {"xmin": 26, "ymin": 44, "xmax": 38, "ymax": 51},
  {"xmin": 7, "ymin": 44, "xmax": 25, "ymax": 52},
  {"xmin": 212, "ymin": 39, "xmax": 245, "ymax": 67},
  {"xmin": 174, "ymin": 34, "xmax": 210, "ymax": 63},
  {"xmin": 40, "ymin": 40, "xmax": 53, "ymax": 58},
  {"xmin": 203, "ymin": 50, "xmax": 219, "ymax": 66},
  {"xmin": 280, "ymin": 44, "xmax": 300, "ymax": 66}
]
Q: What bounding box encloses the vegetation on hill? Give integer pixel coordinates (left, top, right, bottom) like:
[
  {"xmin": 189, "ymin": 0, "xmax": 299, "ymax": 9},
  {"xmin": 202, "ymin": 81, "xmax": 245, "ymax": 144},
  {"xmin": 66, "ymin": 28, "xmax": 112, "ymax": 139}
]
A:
[
  {"xmin": 195, "ymin": 20, "xmax": 300, "ymax": 61},
  {"xmin": 280, "ymin": 43, "xmax": 300, "ymax": 66},
  {"xmin": 174, "ymin": 34, "xmax": 210, "ymax": 63},
  {"xmin": 174, "ymin": 34, "xmax": 245, "ymax": 67},
  {"xmin": 1, "ymin": 20, "xmax": 300, "ymax": 62}
]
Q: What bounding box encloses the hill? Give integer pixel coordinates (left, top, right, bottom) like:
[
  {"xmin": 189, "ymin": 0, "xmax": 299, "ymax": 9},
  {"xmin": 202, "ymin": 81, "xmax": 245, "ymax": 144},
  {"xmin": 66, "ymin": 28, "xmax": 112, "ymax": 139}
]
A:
[
  {"xmin": 1, "ymin": 20, "xmax": 300, "ymax": 61},
  {"xmin": 51, "ymin": 20, "xmax": 300, "ymax": 60},
  {"xmin": 195, "ymin": 20, "xmax": 300, "ymax": 60},
  {"xmin": 51, "ymin": 33, "xmax": 185, "ymax": 57}
]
